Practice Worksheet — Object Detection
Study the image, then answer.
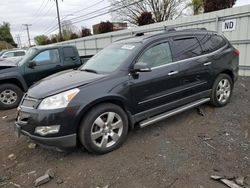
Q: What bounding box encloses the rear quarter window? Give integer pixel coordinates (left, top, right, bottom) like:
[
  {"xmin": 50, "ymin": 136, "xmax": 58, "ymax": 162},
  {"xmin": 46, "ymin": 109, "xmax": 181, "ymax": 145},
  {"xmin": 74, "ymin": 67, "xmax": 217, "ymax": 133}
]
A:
[{"xmin": 198, "ymin": 34, "xmax": 226, "ymax": 53}]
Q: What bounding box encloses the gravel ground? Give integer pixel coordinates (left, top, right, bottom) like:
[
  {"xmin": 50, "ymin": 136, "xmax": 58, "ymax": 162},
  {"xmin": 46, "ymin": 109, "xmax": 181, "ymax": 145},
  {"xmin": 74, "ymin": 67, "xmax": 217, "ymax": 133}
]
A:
[{"xmin": 0, "ymin": 77, "xmax": 249, "ymax": 188}]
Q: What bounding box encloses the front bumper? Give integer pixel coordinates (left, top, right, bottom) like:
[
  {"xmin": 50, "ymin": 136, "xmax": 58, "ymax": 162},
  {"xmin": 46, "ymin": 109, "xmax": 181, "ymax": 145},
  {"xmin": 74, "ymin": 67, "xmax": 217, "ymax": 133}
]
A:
[
  {"xmin": 15, "ymin": 123, "xmax": 76, "ymax": 149},
  {"xmin": 15, "ymin": 105, "xmax": 80, "ymax": 150}
]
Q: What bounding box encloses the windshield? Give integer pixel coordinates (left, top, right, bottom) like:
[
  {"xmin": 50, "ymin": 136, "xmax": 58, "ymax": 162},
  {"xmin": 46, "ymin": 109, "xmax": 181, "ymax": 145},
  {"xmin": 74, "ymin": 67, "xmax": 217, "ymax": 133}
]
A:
[
  {"xmin": 81, "ymin": 43, "xmax": 139, "ymax": 74},
  {"xmin": 0, "ymin": 50, "xmax": 7, "ymax": 56},
  {"xmin": 18, "ymin": 48, "xmax": 38, "ymax": 66}
]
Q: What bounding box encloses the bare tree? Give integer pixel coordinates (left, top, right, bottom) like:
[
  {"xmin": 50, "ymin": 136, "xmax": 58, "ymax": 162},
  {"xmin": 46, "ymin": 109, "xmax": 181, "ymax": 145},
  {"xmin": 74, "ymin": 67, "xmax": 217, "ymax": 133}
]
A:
[
  {"xmin": 61, "ymin": 20, "xmax": 77, "ymax": 40},
  {"xmin": 109, "ymin": 0, "xmax": 187, "ymax": 25}
]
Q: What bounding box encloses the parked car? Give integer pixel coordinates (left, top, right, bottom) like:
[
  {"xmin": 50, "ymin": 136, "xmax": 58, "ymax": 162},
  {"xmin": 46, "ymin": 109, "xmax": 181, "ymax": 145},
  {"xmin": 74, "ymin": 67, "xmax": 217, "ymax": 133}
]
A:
[
  {"xmin": 0, "ymin": 50, "xmax": 8, "ymax": 57},
  {"xmin": 15, "ymin": 29, "xmax": 239, "ymax": 154},
  {"xmin": 0, "ymin": 56, "xmax": 23, "ymax": 65},
  {"xmin": 0, "ymin": 49, "xmax": 26, "ymax": 59},
  {"xmin": 0, "ymin": 45, "xmax": 82, "ymax": 109}
]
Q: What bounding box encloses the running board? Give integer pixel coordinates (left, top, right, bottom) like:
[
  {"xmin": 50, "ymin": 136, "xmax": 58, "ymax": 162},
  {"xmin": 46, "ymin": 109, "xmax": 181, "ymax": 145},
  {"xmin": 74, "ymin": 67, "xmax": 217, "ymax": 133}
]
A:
[{"xmin": 139, "ymin": 98, "xmax": 210, "ymax": 128}]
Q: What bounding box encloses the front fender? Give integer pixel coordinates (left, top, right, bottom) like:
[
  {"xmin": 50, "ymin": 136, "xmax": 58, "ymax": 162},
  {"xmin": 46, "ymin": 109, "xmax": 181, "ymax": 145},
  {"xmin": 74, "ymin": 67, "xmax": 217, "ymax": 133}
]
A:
[{"xmin": 0, "ymin": 71, "xmax": 28, "ymax": 91}]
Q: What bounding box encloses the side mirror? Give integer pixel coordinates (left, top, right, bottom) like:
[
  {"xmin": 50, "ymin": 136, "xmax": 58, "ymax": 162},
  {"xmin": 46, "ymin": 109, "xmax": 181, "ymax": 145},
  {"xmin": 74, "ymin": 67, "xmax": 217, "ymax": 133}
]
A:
[
  {"xmin": 2, "ymin": 55, "xmax": 7, "ymax": 58},
  {"xmin": 28, "ymin": 61, "xmax": 37, "ymax": 69},
  {"xmin": 131, "ymin": 62, "xmax": 151, "ymax": 73}
]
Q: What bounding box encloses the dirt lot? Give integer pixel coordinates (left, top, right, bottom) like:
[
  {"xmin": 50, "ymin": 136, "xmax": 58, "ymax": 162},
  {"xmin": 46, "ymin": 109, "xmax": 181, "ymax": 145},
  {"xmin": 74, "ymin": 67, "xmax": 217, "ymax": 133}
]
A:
[{"xmin": 0, "ymin": 77, "xmax": 250, "ymax": 188}]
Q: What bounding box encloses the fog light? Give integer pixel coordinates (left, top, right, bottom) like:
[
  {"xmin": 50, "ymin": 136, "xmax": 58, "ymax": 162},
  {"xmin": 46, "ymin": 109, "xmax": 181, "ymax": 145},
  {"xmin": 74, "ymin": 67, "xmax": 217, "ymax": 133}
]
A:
[{"xmin": 35, "ymin": 125, "xmax": 60, "ymax": 136}]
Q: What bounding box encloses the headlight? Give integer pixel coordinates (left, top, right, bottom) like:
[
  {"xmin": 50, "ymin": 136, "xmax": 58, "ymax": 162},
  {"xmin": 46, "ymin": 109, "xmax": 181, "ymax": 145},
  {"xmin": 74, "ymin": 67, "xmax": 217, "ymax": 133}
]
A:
[{"xmin": 38, "ymin": 88, "xmax": 80, "ymax": 110}]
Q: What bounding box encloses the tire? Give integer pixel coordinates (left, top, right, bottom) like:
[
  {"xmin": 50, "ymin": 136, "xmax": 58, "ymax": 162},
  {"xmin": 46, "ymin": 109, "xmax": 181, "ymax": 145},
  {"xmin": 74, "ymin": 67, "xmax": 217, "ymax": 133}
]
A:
[
  {"xmin": 79, "ymin": 103, "xmax": 129, "ymax": 154},
  {"xmin": 210, "ymin": 74, "xmax": 233, "ymax": 107},
  {"xmin": 0, "ymin": 84, "xmax": 23, "ymax": 110}
]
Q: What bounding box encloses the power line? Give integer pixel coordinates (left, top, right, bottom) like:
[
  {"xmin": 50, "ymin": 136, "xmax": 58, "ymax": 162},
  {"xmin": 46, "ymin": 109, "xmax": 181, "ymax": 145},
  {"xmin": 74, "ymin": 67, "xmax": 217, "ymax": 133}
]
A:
[
  {"xmin": 31, "ymin": 0, "xmax": 54, "ymax": 25},
  {"xmin": 42, "ymin": 0, "xmax": 105, "ymax": 35},
  {"xmin": 67, "ymin": 2, "xmax": 124, "ymax": 23},
  {"xmin": 33, "ymin": 0, "xmax": 50, "ymax": 18},
  {"xmin": 32, "ymin": 0, "xmax": 47, "ymax": 17},
  {"xmin": 46, "ymin": 0, "xmax": 144, "ymax": 35},
  {"xmin": 72, "ymin": 0, "xmax": 105, "ymax": 14},
  {"xmin": 33, "ymin": 3, "xmax": 55, "ymax": 29}
]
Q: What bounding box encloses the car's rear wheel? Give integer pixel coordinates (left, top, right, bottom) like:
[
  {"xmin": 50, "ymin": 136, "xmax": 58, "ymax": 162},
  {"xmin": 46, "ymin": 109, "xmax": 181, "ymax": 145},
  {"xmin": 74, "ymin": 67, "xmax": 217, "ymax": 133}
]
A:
[
  {"xmin": 79, "ymin": 103, "xmax": 128, "ymax": 154},
  {"xmin": 210, "ymin": 74, "xmax": 233, "ymax": 107},
  {"xmin": 0, "ymin": 84, "xmax": 23, "ymax": 110}
]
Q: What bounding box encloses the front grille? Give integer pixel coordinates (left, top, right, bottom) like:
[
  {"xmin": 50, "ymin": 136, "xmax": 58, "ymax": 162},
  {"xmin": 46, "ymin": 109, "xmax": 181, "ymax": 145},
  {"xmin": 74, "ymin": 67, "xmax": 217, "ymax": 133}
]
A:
[{"xmin": 21, "ymin": 94, "xmax": 39, "ymax": 109}]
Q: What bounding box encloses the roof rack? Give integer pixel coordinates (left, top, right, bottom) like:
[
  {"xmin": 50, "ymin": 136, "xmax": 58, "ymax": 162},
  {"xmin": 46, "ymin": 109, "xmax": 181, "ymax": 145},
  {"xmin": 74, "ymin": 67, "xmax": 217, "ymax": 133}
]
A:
[
  {"xmin": 180, "ymin": 28, "xmax": 207, "ymax": 31},
  {"xmin": 164, "ymin": 27, "xmax": 176, "ymax": 32}
]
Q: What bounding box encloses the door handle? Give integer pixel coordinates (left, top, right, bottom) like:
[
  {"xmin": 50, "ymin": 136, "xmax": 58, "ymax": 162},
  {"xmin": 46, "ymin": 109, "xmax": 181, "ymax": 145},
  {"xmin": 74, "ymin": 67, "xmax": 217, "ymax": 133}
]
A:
[
  {"xmin": 203, "ymin": 62, "xmax": 212, "ymax": 66},
  {"xmin": 168, "ymin": 71, "xmax": 179, "ymax": 76}
]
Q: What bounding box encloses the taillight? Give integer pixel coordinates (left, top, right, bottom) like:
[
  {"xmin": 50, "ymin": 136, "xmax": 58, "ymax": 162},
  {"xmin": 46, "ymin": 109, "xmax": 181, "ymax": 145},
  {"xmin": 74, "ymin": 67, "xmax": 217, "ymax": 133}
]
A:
[{"xmin": 233, "ymin": 49, "xmax": 240, "ymax": 55}]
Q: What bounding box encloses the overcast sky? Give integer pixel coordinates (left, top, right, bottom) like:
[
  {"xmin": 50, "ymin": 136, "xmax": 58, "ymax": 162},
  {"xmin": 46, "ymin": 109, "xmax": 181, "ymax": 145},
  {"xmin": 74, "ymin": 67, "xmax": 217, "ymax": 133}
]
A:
[{"xmin": 0, "ymin": 0, "xmax": 249, "ymax": 47}]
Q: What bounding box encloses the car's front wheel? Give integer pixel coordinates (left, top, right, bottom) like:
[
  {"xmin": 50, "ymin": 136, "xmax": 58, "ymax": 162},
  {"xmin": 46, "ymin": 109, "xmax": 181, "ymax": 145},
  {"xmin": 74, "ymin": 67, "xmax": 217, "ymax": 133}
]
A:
[
  {"xmin": 0, "ymin": 84, "xmax": 23, "ymax": 110},
  {"xmin": 79, "ymin": 103, "xmax": 128, "ymax": 154},
  {"xmin": 210, "ymin": 74, "xmax": 233, "ymax": 107}
]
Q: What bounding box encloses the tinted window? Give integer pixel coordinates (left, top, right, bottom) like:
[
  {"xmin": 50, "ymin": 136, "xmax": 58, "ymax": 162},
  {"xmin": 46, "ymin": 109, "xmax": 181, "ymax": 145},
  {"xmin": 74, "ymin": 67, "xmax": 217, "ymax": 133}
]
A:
[
  {"xmin": 199, "ymin": 34, "xmax": 226, "ymax": 53},
  {"xmin": 14, "ymin": 51, "xmax": 25, "ymax": 56},
  {"xmin": 137, "ymin": 42, "xmax": 172, "ymax": 68},
  {"xmin": 33, "ymin": 49, "xmax": 59, "ymax": 64},
  {"xmin": 172, "ymin": 37, "xmax": 202, "ymax": 61},
  {"xmin": 63, "ymin": 47, "xmax": 76, "ymax": 58}
]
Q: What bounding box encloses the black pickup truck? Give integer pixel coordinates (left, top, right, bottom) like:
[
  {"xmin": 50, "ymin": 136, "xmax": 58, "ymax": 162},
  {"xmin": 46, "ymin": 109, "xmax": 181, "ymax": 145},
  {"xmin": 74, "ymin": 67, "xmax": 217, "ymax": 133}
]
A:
[{"xmin": 0, "ymin": 45, "xmax": 83, "ymax": 109}]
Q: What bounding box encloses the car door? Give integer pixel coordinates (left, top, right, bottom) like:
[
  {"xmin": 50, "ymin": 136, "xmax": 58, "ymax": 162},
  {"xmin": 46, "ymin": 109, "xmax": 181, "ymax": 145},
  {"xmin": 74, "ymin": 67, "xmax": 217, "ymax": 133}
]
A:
[
  {"xmin": 130, "ymin": 40, "xmax": 182, "ymax": 116},
  {"xmin": 23, "ymin": 49, "xmax": 62, "ymax": 86},
  {"xmin": 62, "ymin": 47, "xmax": 81, "ymax": 70},
  {"xmin": 171, "ymin": 35, "xmax": 212, "ymax": 101}
]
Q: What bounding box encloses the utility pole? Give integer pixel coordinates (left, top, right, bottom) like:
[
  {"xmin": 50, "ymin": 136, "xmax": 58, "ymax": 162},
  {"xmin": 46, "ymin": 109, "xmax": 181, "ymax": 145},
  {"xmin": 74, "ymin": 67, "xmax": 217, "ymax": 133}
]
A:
[
  {"xmin": 15, "ymin": 35, "xmax": 22, "ymax": 48},
  {"xmin": 55, "ymin": 0, "xmax": 62, "ymax": 39},
  {"xmin": 22, "ymin": 24, "xmax": 32, "ymax": 47}
]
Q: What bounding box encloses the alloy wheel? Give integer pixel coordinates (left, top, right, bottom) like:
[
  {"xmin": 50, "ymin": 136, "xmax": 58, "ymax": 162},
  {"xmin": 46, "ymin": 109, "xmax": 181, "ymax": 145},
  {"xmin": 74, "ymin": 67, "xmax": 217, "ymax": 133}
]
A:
[
  {"xmin": 0, "ymin": 90, "xmax": 18, "ymax": 105},
  {"xmin": 91, "ymin": 112, "xmax": 123, "ymax": 148},
  {"xmin": 216, "ymin": 79, "xmax": 231, "ymax": 104}
]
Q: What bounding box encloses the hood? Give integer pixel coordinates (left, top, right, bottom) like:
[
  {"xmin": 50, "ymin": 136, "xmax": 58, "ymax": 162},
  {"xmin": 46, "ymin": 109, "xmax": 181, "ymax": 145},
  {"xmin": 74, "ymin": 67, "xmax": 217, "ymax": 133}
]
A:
[
  {"xmin": 0, "ymin": 61, "xmax": 17, "ymax": 69},
  {"xmin": 28, "ymin": 70, "xmax": 107, "ymax": 99}
]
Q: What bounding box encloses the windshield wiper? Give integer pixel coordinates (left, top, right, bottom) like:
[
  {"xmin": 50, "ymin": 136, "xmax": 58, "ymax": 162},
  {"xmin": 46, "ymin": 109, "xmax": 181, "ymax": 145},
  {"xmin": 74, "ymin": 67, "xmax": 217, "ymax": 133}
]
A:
[{"xmin": 81, "ymin": 68, "xmax": 98, "ymax": 74}]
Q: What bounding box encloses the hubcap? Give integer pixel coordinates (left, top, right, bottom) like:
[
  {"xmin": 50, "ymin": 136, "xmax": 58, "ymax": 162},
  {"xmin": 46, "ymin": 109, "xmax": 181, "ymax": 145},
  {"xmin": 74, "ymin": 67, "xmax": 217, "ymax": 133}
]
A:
[
  {"xmin": 216, "ymin": 79, "xmax": 231, "ymax": 103},
  {"xmin": 0, "ymin": 90, "xmax": 17, "ymax": 105},
  {"xmin": 91, "ymin": 112, "xmax": 123, "ymax": 148}
]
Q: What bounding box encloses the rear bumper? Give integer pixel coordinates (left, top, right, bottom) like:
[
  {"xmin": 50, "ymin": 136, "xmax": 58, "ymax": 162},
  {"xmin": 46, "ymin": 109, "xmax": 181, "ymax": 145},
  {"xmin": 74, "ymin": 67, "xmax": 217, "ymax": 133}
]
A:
[{"xmin": 15, "ymin": 123, "xmax": 77, "ymax": 149}]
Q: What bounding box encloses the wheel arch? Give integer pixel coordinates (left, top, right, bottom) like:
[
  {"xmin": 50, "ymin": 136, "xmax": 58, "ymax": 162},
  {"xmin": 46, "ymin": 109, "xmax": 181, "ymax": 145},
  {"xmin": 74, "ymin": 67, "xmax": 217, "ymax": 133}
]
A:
[
  {"xmin": 219, "ymin": 69, "xmax": 234, "ymax": 82},
  {"xmin": 0, "ymin": 78, "xmax": 26, "ymax": 92},
  {"xmin": 76, "ymin": 96, "xmax": 135, "ymax": 135}
]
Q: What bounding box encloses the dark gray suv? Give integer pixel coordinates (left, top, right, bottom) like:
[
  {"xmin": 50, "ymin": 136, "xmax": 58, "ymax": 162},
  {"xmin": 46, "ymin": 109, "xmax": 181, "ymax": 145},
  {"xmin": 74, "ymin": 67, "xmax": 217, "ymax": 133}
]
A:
[{"xmin": 15, "ymin": 28, "xmax": 239, "ymax": 154}]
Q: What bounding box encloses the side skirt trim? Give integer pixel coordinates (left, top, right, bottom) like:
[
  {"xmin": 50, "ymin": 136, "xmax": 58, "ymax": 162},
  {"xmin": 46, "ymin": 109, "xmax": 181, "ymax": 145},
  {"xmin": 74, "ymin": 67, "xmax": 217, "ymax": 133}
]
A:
[{"xmin": 139, "ymin": 98, "xmax": 210, "ymax": 128}]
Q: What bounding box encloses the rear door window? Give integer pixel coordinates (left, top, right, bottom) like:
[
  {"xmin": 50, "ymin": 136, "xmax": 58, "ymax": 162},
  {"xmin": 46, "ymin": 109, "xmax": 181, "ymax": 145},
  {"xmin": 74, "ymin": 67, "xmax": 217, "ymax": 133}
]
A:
[
  {"xmin": 63, "ymin": 47, "xmax": 76, "ymax": 59},
  {"xmin": 198, "ymin": 34, "xmax": 226, "ymax": 53},
  {"xmin": 172, "ymin": 37, "xmax": 202, "ymax": 61},
  {"xmin": 62, "ymin": 47, "xmax": 78, "ymax": 64}
]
